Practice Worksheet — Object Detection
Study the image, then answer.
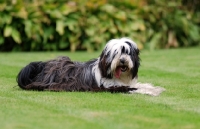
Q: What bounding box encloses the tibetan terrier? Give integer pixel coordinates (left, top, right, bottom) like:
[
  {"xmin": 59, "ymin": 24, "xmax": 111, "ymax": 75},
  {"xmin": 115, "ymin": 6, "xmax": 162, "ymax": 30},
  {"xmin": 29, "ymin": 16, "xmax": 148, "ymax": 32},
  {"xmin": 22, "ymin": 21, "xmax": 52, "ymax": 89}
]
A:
[{"xmin": 17, "ymin": 38, "xmax": 165, "ymax": 96}]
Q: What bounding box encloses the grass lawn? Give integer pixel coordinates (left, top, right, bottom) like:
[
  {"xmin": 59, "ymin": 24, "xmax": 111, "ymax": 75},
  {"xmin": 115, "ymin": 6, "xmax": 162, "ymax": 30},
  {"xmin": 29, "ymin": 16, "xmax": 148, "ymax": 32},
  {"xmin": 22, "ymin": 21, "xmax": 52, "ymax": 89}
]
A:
[{"xmin": 0, "ymin": 47, "xmax": 200, "ymax": 129}]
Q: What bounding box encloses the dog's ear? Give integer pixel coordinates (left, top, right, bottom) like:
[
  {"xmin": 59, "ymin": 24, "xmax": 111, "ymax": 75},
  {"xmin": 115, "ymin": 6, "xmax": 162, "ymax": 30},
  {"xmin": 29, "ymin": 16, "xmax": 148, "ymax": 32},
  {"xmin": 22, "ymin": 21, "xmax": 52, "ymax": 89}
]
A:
[
  {"xmin": 99, "ymin": 51, "xmax": 112, "ymax": 78},
  {"xmin": 135, "ymin": 48, "xmax": 140, "ymax": 56},
  {"xmin": 131, "ymin": 48, "xmax": 140, "ymax": 79}
]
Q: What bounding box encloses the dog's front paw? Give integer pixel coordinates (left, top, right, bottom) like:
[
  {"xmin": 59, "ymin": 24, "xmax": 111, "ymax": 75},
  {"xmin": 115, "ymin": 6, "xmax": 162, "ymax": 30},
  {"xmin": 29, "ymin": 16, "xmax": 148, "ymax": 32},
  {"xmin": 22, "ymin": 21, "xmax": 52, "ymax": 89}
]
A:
[{"xmin": 129, "ymin": 83, "xmax": 165, "ymax": 96}]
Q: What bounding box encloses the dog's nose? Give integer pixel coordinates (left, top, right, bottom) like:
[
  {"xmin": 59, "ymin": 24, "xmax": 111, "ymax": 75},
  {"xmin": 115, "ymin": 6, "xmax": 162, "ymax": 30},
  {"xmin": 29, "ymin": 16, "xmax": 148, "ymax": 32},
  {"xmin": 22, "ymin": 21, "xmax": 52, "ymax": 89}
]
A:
[{"xmin": 120, "ymin": 58, "xmax": 125, "ymax": 64}]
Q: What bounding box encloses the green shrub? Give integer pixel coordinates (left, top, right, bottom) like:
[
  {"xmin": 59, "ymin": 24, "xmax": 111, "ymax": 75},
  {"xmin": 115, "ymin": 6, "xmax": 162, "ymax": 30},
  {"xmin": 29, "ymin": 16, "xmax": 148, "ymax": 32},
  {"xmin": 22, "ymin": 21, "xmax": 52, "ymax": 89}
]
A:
[
  {"xmin": 0, "ymin": 0, "xmax": 199, "ymax": 51},
  {"xmin": 140, "ymin": 0, "xmax": 200, "ymax": 49}
]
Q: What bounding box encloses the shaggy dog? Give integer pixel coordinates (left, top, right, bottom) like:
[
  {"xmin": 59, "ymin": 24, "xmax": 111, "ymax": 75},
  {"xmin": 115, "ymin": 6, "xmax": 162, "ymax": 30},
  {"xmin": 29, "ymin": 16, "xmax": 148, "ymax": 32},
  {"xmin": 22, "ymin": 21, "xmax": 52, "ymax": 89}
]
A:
[{"xmin": 17, "ymin": 38, "xmax": 165, "ymax": 96}]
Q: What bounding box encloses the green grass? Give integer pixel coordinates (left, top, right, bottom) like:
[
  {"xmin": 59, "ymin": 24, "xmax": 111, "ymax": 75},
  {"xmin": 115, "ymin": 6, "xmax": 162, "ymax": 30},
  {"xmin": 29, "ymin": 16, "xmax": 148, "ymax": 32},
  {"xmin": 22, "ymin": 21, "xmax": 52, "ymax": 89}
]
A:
[{"xmin": 0, "ymin": 48, "xmax": 200, "ymax": 129}]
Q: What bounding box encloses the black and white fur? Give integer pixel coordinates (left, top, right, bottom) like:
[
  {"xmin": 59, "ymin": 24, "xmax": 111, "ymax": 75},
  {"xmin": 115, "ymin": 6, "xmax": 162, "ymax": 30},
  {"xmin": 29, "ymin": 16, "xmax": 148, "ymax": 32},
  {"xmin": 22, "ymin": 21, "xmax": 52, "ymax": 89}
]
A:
[{"xmin": 17, "ymin": 38, "xmax": 165, "ymax": 96}]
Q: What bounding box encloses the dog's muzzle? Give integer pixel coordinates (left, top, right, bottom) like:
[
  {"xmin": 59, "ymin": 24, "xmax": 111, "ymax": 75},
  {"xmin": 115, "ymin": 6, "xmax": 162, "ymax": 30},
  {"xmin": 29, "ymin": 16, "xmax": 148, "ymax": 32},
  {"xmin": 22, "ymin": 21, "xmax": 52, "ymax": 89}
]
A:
[{"xmin": 114, "ymin": 58, "xmax": 129, "ymax": 78}]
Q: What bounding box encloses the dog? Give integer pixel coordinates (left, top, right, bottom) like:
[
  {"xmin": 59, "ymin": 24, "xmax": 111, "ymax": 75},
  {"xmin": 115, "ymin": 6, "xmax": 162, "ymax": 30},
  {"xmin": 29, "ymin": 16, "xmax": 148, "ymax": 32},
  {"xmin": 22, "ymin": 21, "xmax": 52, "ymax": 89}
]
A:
[{"xmin": 17, "ymin": 38, "xmax": 165, "ymax": 96}]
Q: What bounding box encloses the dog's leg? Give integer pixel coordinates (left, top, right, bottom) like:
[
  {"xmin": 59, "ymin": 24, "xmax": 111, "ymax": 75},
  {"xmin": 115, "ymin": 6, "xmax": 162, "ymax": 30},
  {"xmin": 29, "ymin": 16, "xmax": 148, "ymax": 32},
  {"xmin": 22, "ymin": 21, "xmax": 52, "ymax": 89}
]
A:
[
  {"xmin": 102, "ymin": 86, "xmax": 137, "ymax": 93},
  {"xmin": 129, "ymin": 83, "xmax": 165, "ymax": 96}
]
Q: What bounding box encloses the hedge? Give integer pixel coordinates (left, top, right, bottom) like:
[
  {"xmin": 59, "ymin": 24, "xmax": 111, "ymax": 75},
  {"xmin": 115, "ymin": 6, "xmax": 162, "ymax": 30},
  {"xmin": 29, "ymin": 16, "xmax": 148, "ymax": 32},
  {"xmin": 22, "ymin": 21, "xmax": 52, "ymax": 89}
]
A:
[{"xmin": 0, "ymin": 0, "xmax": 199, "ymax": 51}]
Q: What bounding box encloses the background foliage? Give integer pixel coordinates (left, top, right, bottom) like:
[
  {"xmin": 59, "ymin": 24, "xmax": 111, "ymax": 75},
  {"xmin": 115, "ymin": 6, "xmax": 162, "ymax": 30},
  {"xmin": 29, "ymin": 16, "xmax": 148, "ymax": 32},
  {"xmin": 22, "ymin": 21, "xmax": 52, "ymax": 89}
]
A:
[{"xmin": 0, "ymin": 0, "xmax": 199, "ymax": 51}]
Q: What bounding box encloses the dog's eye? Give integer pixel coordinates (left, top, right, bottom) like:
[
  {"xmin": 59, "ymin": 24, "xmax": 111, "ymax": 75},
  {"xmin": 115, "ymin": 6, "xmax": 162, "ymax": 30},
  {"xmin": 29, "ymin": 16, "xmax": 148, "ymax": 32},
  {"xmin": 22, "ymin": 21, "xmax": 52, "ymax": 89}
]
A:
[
  {"xmin": 125, "ymin": 50, "xmax": 129, "ymax": 55},
  {"xmin": 121, "ymin": 46, "xmax": 125, "ymax": 53}
]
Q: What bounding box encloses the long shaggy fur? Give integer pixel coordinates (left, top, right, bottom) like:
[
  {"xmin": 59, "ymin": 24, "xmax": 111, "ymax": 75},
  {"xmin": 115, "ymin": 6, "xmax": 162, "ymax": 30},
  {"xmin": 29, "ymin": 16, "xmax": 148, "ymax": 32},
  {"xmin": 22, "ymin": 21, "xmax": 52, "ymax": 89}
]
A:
[
  {"xmin": 17, "ymin": 38, "xmax": 165, "ymax": 96},
  {"xmin": 17, "ymin": 57, "xmax": 100, "ymax": 91}
]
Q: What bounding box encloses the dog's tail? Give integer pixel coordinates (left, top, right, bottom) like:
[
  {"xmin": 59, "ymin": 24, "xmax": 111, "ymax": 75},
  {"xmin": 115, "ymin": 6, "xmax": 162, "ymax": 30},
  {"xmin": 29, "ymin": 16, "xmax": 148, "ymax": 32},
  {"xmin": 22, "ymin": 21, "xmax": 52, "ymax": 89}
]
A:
[{"xmin": 16, "ymin": 61, "xmax": 46, "ymax": 90}]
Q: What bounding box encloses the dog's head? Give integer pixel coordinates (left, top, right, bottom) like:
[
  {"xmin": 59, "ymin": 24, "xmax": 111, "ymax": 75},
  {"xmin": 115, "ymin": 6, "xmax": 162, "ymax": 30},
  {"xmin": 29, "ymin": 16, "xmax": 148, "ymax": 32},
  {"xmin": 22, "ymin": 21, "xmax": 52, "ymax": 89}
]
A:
[{"xmin": 99, "ymin": 38, "xmax": 140, "ymax": 80}]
